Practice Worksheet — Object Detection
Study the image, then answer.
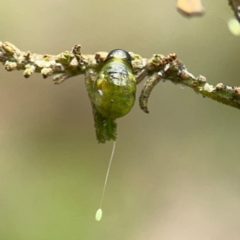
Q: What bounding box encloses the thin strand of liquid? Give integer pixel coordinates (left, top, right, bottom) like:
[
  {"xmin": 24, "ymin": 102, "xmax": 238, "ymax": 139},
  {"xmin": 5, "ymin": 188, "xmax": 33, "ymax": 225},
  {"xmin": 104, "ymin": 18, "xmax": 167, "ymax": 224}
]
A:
[{"xmin": 95, "ymin": 141, "xmax": 116, "ymax": 221}]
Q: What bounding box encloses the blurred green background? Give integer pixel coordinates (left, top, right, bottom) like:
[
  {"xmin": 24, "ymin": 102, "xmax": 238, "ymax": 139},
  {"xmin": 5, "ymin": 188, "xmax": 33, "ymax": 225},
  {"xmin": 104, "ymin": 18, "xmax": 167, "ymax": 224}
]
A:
[{"xmin": 0, "ymin": 1, "xmax": 240, "ymax": 239}]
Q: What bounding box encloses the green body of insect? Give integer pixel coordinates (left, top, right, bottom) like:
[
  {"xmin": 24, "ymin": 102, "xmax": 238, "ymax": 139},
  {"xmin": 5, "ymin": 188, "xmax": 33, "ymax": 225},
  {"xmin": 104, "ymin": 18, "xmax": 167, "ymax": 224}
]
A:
[
  {"xmin": 85, "ymin": 49, "xmax": 136, "ymax": 142},
  {"xmin": 92, "ymin": 49, "xmax": 136, "ymax": 119}
]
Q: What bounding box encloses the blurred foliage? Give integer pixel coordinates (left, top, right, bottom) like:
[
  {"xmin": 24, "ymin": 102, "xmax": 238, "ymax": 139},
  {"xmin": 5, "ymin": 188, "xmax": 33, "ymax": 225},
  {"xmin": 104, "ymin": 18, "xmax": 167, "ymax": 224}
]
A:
[{"xmin": 0, "ymin": 1, "xmax": 240, "ymax": 240}]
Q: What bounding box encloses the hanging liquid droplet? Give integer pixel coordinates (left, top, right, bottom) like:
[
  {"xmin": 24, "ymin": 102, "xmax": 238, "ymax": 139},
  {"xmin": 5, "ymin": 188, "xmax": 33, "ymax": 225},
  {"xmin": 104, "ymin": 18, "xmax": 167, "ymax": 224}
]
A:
[
  {"xmin": 95, "ymin": 208, "xmax": 103, "ymax": 221},
  {"xmin": 95, "ymin": 141, "xmax": 116, "ymax": 221}
]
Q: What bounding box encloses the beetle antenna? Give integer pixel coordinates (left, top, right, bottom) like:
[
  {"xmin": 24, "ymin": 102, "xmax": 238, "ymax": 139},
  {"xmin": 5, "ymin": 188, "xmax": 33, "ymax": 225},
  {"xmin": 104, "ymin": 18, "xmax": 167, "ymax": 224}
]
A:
[{"xmin": 95, "ymin": 141, "xmax": 116, "ymax": 221}]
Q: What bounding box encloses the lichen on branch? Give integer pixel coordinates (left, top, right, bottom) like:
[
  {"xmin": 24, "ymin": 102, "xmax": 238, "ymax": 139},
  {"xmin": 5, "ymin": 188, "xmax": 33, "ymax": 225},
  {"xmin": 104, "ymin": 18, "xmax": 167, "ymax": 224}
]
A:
[{"xmin": 1, "ymin": 41, "xmax": 239, "ymax": 111}]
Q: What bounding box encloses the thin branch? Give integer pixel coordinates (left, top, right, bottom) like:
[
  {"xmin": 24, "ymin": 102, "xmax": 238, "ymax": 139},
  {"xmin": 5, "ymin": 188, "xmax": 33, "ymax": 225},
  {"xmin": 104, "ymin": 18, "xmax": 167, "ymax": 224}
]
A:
[{"xmin": 0, "ymin": 41, "xmax": 240, "ymax": 110}]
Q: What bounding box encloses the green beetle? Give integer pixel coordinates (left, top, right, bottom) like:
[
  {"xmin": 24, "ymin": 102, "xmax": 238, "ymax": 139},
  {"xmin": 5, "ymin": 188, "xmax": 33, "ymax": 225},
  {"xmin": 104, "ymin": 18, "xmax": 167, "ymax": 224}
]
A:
[
  {"xmin": 85, "ymin": 49, "xmax": 137, "ymax": 143},
  {"xmin": 92, "ymin": 49, "xmax": 136, "ymax": 119}
]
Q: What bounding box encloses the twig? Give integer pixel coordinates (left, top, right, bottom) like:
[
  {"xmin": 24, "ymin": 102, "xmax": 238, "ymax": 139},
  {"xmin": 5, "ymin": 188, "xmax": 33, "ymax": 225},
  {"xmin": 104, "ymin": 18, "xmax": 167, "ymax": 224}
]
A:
[{"xmin": 0, "ymin": 41, "xmax": 240, "ymax": 111}]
